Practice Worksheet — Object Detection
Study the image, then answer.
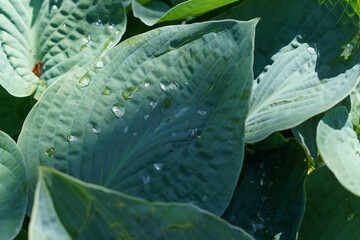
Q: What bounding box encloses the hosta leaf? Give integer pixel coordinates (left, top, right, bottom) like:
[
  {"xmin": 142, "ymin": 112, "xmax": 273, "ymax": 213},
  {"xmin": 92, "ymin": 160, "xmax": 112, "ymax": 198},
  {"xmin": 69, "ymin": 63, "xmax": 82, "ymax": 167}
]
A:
[
  {"xmin": 298, "ymin": 166, "xmax": 360, "ymax": 240},
  {"xmin": 316, "ymin": 106, "xmax": 360, "ymax": 195},
  {"xmin": 18, "ymin": 19, "xmax": 257, "ymax": 215},
  {"xmin": 214, "ymin": 0, "xmax": 360, "ymax": 143},
  {"xmin": 0, "ymin": 131, "xmax": 28, "ymax": 240},
  {"xmin": 29, "ymin": 167, "xmax": 255, "ymax": 240},
  {"xmin": 222, "ymin": 133, "xmax": 308, "ymax": 240},
  {"xmin": 0, "ymin": 86, "xmax": 32, "ymax": 137},
  {"xmin": 0, "ymin": 0, "xmax": 126, "ymax": 97},
  {"xmin": 132, "ymin": 0, "xmax": 241, "ymax": 26}
]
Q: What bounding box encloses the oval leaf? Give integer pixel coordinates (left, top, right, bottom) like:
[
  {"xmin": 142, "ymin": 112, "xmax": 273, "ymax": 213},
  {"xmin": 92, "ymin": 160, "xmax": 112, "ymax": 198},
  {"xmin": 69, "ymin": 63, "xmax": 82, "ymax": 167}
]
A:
[
  {"xmin": 222, "ymin": 133, "xmax": 308, "ymax": 240},
  {"xmin": 316, "ymin": 106, "xmax": 360, "ymax": 195},
  {"xmin": 0, "ymin": 131, "xmax": 28, "ymax": 240},
  {"xmin": 214, "ymin": 0, "xmax": 360, "ymax": 143},
  {"xmin": 299, "ymin": 166, "xmax": 360, "ymax": 240},
  {"xmin": 132, "ymin": 0, "xmax": 241, "ymax": 26},
  {"xmin": 29, "ymin": 167, "xmax": 254, "ymax": 240},
  {"xmin": 18, "ymin": 19, "xmax": 257, "ymax": 215}
]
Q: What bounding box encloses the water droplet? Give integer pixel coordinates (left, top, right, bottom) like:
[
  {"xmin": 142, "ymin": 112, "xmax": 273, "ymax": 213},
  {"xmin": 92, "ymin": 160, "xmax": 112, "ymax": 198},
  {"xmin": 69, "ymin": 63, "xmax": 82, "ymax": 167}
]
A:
[
  {"xmin": 341, "ymin": 44, "xmax": 354, "ymax": 59},
  {"xmin": 202, "ymin": 195, "xmax": 208, "ymax": 202},
  {"xmin": 197, "ymin": 110, "xmax": 207, "ymax": 116},
  {"xmin": 109, "ymin": 23, "xmax": 115, "ymax": 29},
  {"xmin": 159, "ymin": 82, "xmax": 180, "ymax": 92},
  {"xmin": 101, "ymin": 86, "xmax": 112, "ymax": 95},
  {"xmin": 144, "ymin": 82, "xmax": 150, "ymax": 87},
  {"xmin": 115, "ymin": 30, "xmax": 120, "ymax": 35},
  {"xmin": 133, "ymin": 132, "xmax": 138, "ymax": 136},
  {"xmin": 142, "ymin": 175, "xmax": 151, "ymax": 184},
  {"xmin": 83, "ymin": 35, "xmax": 93, "ymax": 46},
  {"xmin": 63, "ymin": 23, "xmax": 67, "ymax": 28},
  {"xmin": 92, "ymin": 126, "xmax": 101, "ymax": 134},
  {"xmin": 52, "ymin": 5, "xmax": 58, "ymax": 10},
  {"xmin": 67, "ymin": 135, "xmax": 77, "ymax": 142},
  {"xmin": 111, "ymin": 104, "xmax": 125, "ymax": 118},
  {"xmin": 144, "ymin": 114, "xmax": 150, "ymax": 120},
  {"xmin": 124, "ymin": 126, "xmax": 129, "ymax": 133},
  {"xmin": 95, "ymin": 60, "xmax": 104, "ymax": 69},
  {"xmin": 228, "ymin": 215, "xmax": 236, "ymax": 223},
  {"xmin": 149, "ymin": 101, "xmax": 158, "ymax": 109},
  {"xmin": 307, "ymin": 47, "xmax": 316, "ymax": 55},
  {"xmin": 185, "ymin": 81, "xmax": 189, "ymax": 86},
  {"xmin": 122, "ymin": 86, "xmax": 139, "ymax": 100},
  {"xmin": 95, "ymin": 19, "xmax": 103, "ymax": 26},
  {"xmin": 45, "ymin": 147, "xmax": 56, "ymax": 157},
  {"xmin": 188, "ymin": 128, "xmax": 201, "ymax": 138},
  {"xmin": 78, "ymin": 77, "xmax": 90, "ymax": 88},
  {"xmin": 260, "ymin": 179, "xmax": 264, "ymax": 186},
  {"xmin": 153, "ymin": 163, "xmax": 164, "ymax": 171}
]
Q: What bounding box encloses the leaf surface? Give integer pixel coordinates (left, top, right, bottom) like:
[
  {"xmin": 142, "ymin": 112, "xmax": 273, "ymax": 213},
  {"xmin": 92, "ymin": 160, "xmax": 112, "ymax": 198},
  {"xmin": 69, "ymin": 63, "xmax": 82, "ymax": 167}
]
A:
[
  {"xmin": 18, "ymin": 19, "xmax": 257, "ymax": 215},
  {"xmin": 222, "ymin": 133, "xmax": 308, "ymax": 240},
  {"xmin": 214, "ymin": 0, "xmax": 360, "ymax": 143},
  {"xmin": 29, "ymin": 167, "xmax": 254, "ymax": 240},
  {"xmin": 299, "ymin": 166, "xmax": 360, "ymax": 240},
  {"xmin": 132, "ymin": 0, "xmax": 240, "ymax": 26},
  {"xmin": 0, "ymin": 131, "xmax": 28, "ymax": 240}
]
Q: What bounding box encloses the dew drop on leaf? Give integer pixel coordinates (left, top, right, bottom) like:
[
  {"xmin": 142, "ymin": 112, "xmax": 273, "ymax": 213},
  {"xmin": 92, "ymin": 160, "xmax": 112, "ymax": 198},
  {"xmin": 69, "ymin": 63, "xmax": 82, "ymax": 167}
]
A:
[
  {"xmin": 95, "ymin": 19, "xmax": 103, "ymax": 26},
  {"xmin": 45, "ymin": 147, "xmax": 56, "ymax": 157},
  {"xmin": 95, "ymin": 61, "xmax": 104, "ymax": 69},
  {"xmin": 92, "ymin": 126, "xmax": 101, "ymax": 134},
  {"xmin": 132, "ymin": 132, "xmax": 138, "ymax": 136},
  {"xmin": 149, "ymin": 101, "xmax": 158, "ymax": 109},
  {"xmin": 78, "ymin": 72, "xmax": 92, "ymax": 88},
  {"xmin": 67, "ymin": 135, "xmax": 77, "ymax": 142},
  {"xmin": 123, "ymin": 126, "xmax": 129, "ymax": 133},
  {"xmin": 142, "ymin": 175, "xmax": 151, "ymax": 184},
  {"xmin": 159, "ymin": 82, "xmax": 180, "ymax": 92},
  {"xmin": 101, "ymin": 86, "xmax": 112, "ymax": 95},
  {"xmin": 197, "ymin": 110, "xmax": 207, "ymax": 116},
  {"xmin": 144, "ymin": 114, "xmax": 150, "ymax": 120},
  {"xmin": 153, "ymin": 163, "xmax": 164, "ymax": 171},
  {"xmin": 111, "ymin": 104, "xmax": 125, "ymax": 118}
]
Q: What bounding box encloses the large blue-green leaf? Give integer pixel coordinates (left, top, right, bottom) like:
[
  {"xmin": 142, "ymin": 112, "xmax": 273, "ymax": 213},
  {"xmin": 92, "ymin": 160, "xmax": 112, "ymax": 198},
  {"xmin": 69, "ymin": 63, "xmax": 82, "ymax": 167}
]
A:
[
  {"xmin": 0, "ymin": 0, "xmax": 126, "ymax": 97},
  {"xmin": 132, "ymin": 0, "xmax": 241, "ymax": 26},
  {"xmin": 316, "ymin": 106, "xmax": 360, "ymax": 195},
  {"xmin": 299, "ymin": 166, "xmax": 360, "ymax": 240},
  {"xmin": 0, "ymin": 131, "xmax": 28, "ymax": 240},
  {"xmin": 30, "ymin": 167, "xmax": 254, "ymax": 240},
  {"xmin": 18, "ymin": 19, "xmax": 257, "ymax": 215},
  {"xmin": 222, "ymin": 133, "xmax": 308, "ymax": 240},
  {"xmin": 214, "ymin": 0, "xmax": 360, "ymax": 143}
]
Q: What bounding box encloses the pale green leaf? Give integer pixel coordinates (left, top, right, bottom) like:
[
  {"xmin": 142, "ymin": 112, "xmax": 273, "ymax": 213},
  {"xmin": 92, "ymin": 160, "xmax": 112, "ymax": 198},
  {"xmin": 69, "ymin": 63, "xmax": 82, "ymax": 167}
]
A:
[
  {"xmin": 18, "ymin": 19, "xmax": 257, "ymax": 215},
  {"xmin": 316, "ymin": 106, "xmax": 360, "ymax": 196},
  {"xmin": 214, "ymin": 0, "xmax": 360, "ymax": 143},
  {"xmin": 29, "ymin": 167, "xmax": 254, "ymax": 240},
  {"xmin": 0, "ymin": 131, "xmax": 28, "ymax": 240},
  {"xmin": 132, "ymin": 0, "xmax": 241, "ymax": 26},
  {"xmin": 0, "ymin": 0, "xmax": 126, "ymax": 97}
]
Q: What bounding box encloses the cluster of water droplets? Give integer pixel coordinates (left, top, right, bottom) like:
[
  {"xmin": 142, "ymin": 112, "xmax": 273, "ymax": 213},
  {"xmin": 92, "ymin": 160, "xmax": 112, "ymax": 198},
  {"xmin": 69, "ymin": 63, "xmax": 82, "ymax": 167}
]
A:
[{"xmin": 159, "ymin": 81, "xmax": 180, "ymax": 92}]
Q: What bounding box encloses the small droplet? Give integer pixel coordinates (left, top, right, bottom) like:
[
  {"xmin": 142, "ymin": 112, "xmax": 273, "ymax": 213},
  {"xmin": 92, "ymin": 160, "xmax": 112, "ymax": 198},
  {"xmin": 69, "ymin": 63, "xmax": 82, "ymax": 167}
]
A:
[
  {"xmin": 63, "ymin": 23, "xmax": 67, "ymax": 28},
  {"xmin": 67, "ymin": 135, "xmax": 77, "ymax": 142},
  {"xmin": 92, "ymin": 126, "xmax": 101, "ymax": 134},
  {"xmin": 149, "ymin": 101, "xmax": 158, "ymax": 109},
  {"xmin": 109, "ymin": 23, "xmax": 115, "ymax": 29},
  {"xmin": 124, "ymin": 126, "xmax": 129, "ymax": 133},
  {"xmin": 83, "ymin": 35, "xmax": 93, "ymax": 46},
  {"xmin": 185, "ymin": 81, "xmax": 189, "ymax": 86},
  {"xmin": 111, "ymin": 104, "xmax": 125, "ymax": 118},
  {"xmin": 95, "ymin": 60, "xmax": 104, "ymax": 69},
  {"xmin": 153, "ymin": 163, "xmax": 164, "ymax": 171},
  {"xmin": 159, "ymin": 82, "xmax": 180, "ymax": 92},
  {"xmin": 144, "ymin": 114, "xmax": 150, "ymax": 120},
  {"xmin": 307, "ymin": 47, "xmax": 316, "ymax": 55},
  {"xmin": 78, "ymin": 77, "xmax": 90, "ymax": 88},
  {"xmin": 122, "ymin": 86, "xmax": 138, "ymax": 100},
  {"xmin": 45, "ymin": 147, "xmax": 56, "ymax": 157},
  {"xmin": 197, "ymin": 110, "xmax": 207, "ymax": 116},
  {"xmin": 95, "ymin": 19, "xmax": 103, "ymax": 26},
  {"xmin": 202, "ymin": 195, "xmax": 208, "ymax": 202},
  {"xmin": 133, "ymin": 132, "xmax": 138, "ymax": 136},
  {"xmin": 144, "ymin": 82, "xmax": 150, "ymax": 87},
  {"xmin": 101, "ymin": 86, "xmax": 112, "ymax": 95},
  {"xmin": 188, "ymin": 128, "xmax": 201, "ymax": 138},
  {"xmin": 52, "ymin": 5, "xmax": 58, "ymax": 10},
  {"xmin": 142, "ymin": 175, "xmax": 151, "ymax": 184},
  {"xmin": 260, "ymin": 179, "xmax": 264, "ymax": 186},
  {"xmin": 115, "ymin": 30, "xmax": 120, "ymax": 35}
]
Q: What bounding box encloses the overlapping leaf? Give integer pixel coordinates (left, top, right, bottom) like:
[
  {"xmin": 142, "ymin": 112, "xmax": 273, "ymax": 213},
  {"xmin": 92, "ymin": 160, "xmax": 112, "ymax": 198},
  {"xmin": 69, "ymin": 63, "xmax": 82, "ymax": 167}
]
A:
[
  {"xmin": 18, "ymin": 19, "xmax": 257, "ymax": 215},
  {"xmin": 299, "ymin": 166, "xmax": 360, "ymax": 240},
  {"xmin": 132, "ymin": 0, "xmax": 240, "ymax": 26},
  {"xmin": 0, "ymin": 0, "xmax": 126, "ymax": 97},
  {"xmin": 316, "ymin": 106, "xmax": 360, "ymax": 195},
  {"xmin": 222, "ymin": 133, "xmax": 308, "ymax": 240},
  {"xmin": 214, "ymin": 0, "xmax": 360, "ymax": 143},
  {"xmin": 30, "ymin": 167, "xmax": 254, "ymax": 240},
  {"xmin": 0, "ymin": 131, "xmax": 28, "ymax": 240}
]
